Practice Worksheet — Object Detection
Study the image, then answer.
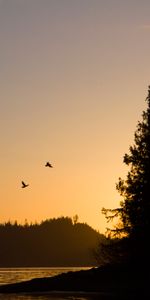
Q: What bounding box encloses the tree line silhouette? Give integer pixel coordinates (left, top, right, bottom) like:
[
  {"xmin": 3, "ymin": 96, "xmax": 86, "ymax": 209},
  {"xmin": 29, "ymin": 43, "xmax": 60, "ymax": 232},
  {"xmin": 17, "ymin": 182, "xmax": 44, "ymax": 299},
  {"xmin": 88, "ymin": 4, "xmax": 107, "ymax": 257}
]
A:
[
  {"xmin": 0, "ymin": 217, "xmax": 105, "ymax": 267},
  {"xmin": 95, "ymin": 85, "xmax": 150, "ymax": 269}
]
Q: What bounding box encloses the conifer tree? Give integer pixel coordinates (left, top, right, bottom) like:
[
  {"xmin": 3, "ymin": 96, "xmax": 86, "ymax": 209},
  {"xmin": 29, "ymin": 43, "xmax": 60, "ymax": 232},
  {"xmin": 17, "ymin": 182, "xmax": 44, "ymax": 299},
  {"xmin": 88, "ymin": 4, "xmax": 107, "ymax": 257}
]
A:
[{"xmin": 102, "ymin": 86, "xmax": 150, "ymax": 265}]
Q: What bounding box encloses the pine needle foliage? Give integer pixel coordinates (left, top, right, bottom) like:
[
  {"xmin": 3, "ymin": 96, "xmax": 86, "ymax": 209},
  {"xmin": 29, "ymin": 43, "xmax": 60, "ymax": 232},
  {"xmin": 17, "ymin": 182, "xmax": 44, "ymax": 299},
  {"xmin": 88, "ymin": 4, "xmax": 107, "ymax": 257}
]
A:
[{"xmin": 101, "ymin": 86, "xmax": 150, "ymax": 266}]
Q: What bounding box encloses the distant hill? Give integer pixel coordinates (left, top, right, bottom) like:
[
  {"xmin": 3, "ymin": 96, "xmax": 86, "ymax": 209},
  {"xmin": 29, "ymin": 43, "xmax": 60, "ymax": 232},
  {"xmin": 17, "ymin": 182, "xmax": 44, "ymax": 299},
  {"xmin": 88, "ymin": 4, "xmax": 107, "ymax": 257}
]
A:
[{"xmin": 0, "ymin": 217, "xmax": 106, "ymax": 267}]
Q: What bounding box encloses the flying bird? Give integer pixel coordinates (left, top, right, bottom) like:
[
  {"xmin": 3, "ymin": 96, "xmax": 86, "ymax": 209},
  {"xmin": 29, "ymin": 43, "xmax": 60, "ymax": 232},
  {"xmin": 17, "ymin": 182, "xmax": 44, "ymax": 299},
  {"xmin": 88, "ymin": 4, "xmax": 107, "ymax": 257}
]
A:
[
  {"xmin": 45, "ymin": 162, "xmax": 53, "ymax": 168},
  {"xmin": 21, "ymin": 181, "xmax": 29, "ymax": 188}
]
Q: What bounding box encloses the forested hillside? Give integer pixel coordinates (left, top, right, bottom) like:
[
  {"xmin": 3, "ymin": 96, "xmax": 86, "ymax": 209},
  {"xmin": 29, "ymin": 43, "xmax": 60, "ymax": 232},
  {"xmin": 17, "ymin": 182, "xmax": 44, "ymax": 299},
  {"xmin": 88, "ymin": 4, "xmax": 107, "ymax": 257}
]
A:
[{"xmin": 0, "ymin": 217, "xmax": 105, "ymax": 267}]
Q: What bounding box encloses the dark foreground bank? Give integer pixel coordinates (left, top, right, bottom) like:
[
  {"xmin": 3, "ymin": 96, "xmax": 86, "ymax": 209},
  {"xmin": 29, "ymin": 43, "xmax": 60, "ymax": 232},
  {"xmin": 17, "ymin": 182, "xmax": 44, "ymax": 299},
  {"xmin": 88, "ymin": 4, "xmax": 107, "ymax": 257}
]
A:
[{"xmin": 0, "ymin": 264, "xmax": 149, "ymax": 299}]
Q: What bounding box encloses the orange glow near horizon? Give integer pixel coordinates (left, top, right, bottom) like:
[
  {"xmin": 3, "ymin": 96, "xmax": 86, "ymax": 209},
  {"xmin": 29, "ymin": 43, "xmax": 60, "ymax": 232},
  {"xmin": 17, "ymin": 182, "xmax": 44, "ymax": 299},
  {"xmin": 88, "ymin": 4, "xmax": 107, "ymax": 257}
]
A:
[{"xmin": 0, "ymin": 0, "xmax": 150, "ymax": 234}]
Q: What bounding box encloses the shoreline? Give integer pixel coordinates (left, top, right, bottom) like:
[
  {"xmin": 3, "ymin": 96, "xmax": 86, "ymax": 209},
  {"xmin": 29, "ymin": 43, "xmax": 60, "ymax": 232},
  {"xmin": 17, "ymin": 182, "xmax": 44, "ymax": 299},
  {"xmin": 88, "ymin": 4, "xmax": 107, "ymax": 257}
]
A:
[{"xmin": 0, "ymin": 264, "xmax": 148, "ymax": 298}]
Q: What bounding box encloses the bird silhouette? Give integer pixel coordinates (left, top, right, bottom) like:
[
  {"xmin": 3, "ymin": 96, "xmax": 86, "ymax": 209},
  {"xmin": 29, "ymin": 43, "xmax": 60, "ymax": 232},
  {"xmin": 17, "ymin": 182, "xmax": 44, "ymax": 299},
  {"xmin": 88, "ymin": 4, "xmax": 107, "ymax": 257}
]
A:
[
  {"xmin": 45, "ymin": 162, "xmax": 53, "ymax": 168},
  {"xmin": 21, "ymin": 181, "xmax": 29, "ymax": 188}
]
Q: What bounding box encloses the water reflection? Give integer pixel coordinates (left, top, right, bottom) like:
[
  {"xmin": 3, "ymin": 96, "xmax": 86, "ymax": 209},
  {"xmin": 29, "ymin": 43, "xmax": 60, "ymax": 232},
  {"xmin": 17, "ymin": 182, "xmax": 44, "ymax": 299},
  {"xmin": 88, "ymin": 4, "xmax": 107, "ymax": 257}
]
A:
[
  {"xmin": 0, "ymin": 293, "xmax": 99, "ymax": 300},
  {"xmin": 0, "ymin": 268, "xmax": 100, "ymax": 300},
  {"xmin": 0, "ymin": 267, "xmax": 90, "ymax": 286}
]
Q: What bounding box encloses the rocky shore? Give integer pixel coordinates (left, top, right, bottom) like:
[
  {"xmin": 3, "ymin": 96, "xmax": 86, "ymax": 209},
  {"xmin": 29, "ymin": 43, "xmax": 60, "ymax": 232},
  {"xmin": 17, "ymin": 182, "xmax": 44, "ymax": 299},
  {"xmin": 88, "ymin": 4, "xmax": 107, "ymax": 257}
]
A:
[{"xmin": 0, "ymin": 264, "xmax": 149, "ymax": 299}]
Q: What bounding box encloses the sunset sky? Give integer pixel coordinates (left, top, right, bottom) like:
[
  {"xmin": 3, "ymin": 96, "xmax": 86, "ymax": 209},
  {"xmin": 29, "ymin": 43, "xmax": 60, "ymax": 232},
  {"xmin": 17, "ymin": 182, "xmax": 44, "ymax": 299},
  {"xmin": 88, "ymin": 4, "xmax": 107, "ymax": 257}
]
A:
[{"xmin": 0, "ymin": 0, "xmax": 150, "ymax": 233}]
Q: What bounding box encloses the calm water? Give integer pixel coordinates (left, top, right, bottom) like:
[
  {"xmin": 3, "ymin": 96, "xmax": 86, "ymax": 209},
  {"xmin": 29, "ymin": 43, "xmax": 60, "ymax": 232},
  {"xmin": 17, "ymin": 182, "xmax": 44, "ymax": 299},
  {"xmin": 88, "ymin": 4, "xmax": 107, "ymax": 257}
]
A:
[
  {"xmin": 0, "ymin": 267, "xmax": 98, "ymax": 300},
  {"xmin": 0, "ymin": 267, "xmax": 91, "ymax": 286}
]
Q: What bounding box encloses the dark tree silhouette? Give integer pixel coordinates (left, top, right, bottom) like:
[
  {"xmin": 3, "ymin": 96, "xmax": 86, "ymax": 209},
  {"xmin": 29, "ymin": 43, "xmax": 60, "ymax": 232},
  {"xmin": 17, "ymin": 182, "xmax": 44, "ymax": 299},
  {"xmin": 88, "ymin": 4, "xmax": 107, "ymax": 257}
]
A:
[
  {"xmin": 101, "ymin": 86, "xmax": 150, "ymax": 267},
  {"xmin": 0, "ymin": 217, "xmax": 105, "ymax": 267}
]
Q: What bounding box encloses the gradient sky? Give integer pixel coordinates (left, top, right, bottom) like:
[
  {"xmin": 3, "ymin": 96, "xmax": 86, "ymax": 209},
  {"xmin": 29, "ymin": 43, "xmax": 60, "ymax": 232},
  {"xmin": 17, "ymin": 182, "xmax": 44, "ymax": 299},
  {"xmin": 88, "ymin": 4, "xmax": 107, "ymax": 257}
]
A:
[{"xmin": 0, "ymin": 0, "xmax": 150, "ymax": 233}]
